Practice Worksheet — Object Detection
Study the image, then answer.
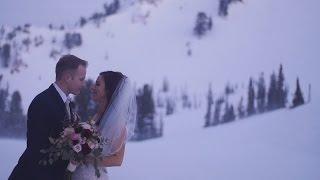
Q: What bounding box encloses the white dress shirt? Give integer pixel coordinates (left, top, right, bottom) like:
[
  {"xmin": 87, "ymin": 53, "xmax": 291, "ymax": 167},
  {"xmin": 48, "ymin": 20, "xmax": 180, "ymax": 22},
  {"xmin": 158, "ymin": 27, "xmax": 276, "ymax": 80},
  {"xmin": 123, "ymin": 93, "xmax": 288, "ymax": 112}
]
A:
[
  {"xmin": 53, "ymin": 83, "xmax": 69, "ymax": 103},
  {"xmin": 53, "ymin": 83, "xmax": 73, "ymax": 119}
]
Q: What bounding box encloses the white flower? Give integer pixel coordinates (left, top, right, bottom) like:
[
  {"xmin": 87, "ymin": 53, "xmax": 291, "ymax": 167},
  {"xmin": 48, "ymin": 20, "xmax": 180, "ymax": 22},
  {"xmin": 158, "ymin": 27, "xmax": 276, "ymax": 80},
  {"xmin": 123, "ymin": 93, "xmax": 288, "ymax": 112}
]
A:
[
  {"xmin": 72, "ymin": 144, "xmax": 82, "ymax": 153},
  {"xmin": 80, "ymin": 122, "xmax": 92, "ymax": 130},
  {"xmin": 63, "ymin": 127, "xmax": 75, "ymax": 136},
  {"xmin": 87, "ymin": 141, "xmax": 96, "ymax": 149},
  {"xmin": 89, "ymin": 119, "xmax": 95, "ymax": 125}
]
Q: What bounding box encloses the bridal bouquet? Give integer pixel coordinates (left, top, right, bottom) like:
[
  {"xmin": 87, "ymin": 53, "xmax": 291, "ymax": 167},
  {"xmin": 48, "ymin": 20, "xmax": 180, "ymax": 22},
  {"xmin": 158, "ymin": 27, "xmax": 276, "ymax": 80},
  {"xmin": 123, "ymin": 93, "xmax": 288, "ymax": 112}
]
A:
[{"xmin": 39, "ymin": 120, "xmax": 106, "ymax": 178}]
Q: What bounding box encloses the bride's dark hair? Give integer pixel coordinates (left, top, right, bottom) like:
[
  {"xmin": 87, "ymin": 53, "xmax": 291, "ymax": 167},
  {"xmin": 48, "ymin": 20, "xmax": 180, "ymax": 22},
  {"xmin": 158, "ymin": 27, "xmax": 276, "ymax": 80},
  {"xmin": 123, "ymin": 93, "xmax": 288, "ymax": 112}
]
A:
[{"xmin": 99, "ymin": 71, "xmax": 126, "ymax": 108}]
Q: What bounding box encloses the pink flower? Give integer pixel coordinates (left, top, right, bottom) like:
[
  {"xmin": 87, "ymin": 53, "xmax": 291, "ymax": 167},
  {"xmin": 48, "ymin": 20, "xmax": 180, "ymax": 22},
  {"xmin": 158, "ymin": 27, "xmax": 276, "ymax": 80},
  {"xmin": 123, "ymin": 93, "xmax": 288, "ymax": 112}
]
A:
[
  {"xmin": 87, "ymin": 141, "xmax": 96, "ymax": 149},
  {"xmin": 63, "ymin": 127, "xmax": 75, "ymax": 136},
  {"xmin": 71, "ymin": 133, "xmax": 81, "ymax": 141},
  {"xmin": 80, "ymin": 137, "xmax": 87, "ymax": 144}
]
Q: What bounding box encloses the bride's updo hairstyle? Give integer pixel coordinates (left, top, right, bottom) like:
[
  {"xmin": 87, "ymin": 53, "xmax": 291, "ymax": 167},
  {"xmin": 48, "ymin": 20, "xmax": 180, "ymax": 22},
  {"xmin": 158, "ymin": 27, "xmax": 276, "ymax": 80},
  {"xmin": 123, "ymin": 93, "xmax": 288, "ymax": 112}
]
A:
[{"xmin": 99, "ymin": 71, "xmax": 126, "ymax": 107}]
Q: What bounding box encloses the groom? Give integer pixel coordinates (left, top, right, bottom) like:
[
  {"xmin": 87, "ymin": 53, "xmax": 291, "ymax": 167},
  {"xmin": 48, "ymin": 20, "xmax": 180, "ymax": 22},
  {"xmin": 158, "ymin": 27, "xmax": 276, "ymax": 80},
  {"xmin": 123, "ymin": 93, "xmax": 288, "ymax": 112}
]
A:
[{"xmin": 9, "ymin": 55, "xmax": 87, "ymax": 180}]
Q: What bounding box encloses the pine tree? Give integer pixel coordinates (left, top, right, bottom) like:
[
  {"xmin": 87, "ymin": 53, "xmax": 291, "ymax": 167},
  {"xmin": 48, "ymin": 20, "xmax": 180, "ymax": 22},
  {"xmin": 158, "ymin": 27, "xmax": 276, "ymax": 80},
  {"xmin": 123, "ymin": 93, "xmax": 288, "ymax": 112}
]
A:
[
  {"xmin": 64, "ymin": 33, "xmax": 82, "ymax": 50},
  {"xmin": 182, "ymin": 91, "xmax": 191, "ymax": 109},
  {"xmin": 142, "ymin": 85, "xmax": 155, "ymax": 119},
  {"xmin": 135, "ymin": 84, "xmax": 156, "ymax": 140},
  {"xmin": 162, "ymin": 78, "xmax": 169, "ymax": 92},
  {"xmin": 0, "ymin": 85, "xmax": 8, "ymax": 111},
  {"xmin": 135, "ymin": 89, "xmax": 144, "ymax": 139},
  {"xmin": 257, "ymin": 73, "xmax": 266, "ymax": 113},
  {"xmin": 218, "ymin": 0, "xmax": 229, "ymax": 17},
  {"xmin": 10, "ymin": 91, "xmax": 23, "ymax": 115},
  {"xmin": 218, "ymin": 0, "xmax": 242, "ymax": 17},
  {"xmin": 145, "ymin": 84, "xmax": 156, "ymax": 138},
  {"xmin": 1, "ymin": 43, "xmax": 11, "ymax": 68},
  {"xmin": 222, "ymin": 102, "xmax": 229, "ymax": 123},
  {"xmin": 238, "ymin": 96, "xmax": 245, "ymax": 119},
  {"xmin": 229, "ymin": 105, "xmax": 236, "ymax": 122},
  {"xmin": 308, "ymin": 84, "xmax": 311, "ymax": 103},
  {"xmin": 247, "ymin": 78, "xmax": 255, "ymax": 116},
  {"xmin": 212, "ymin": 97, "xmax": 224, "ymax": 125},
  {"xmin": 267, "ymin": 72, "xmax": 277, "ymax": 111},
  {"xmin": 79, "ymin": 17, "xmax": 87, "ymax": 27},
  {"xmin": 158, "ymin": 115, "xmax": 164, "ymax": 137},
  {"xmin": 225, "ymin": 83, "xmax": 234, "ymax": 96},
  {"xmin": 292, "ymin": 78, "xmax": 304, "ymax": 108},
  {"xmin": 204, "ymin": 85, "xmax": 213, "ymax": 127},
  {"xmin": 166, "ymin": 98, "xmax": 175, "ymax": 115},
  {"xmin": 194, "ymin": 12, "xmax": 212, "ymax": 37},
  {"xmin": 75, "ymin": 79, "xmax": 96, "ymax": 121},
  {"xmin": 222, "ymin": 103, "xmax": 235, "ymax": 123},
  {"xmin": 0, "ymin": 78, "xmax": 9, "ymax": 137},
  {"xmin": 8, "ymin": 90, "xmax": 26, "ymax": 137},
  {"xmin": 276, "ymin": 64, "xmax": 287, "ymax": 108},
  {"xmin": 104, "ymin": 0, "xmax": 120, "ymax": 16}
]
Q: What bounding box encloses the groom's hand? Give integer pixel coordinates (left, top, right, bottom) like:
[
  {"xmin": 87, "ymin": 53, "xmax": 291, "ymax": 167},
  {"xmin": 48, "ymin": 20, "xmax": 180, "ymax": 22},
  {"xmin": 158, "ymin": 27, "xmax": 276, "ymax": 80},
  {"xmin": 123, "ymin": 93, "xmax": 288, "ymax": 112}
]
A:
[{"xmin": 64, "ymin": 170, "xmax": 72, "ymax": 180}]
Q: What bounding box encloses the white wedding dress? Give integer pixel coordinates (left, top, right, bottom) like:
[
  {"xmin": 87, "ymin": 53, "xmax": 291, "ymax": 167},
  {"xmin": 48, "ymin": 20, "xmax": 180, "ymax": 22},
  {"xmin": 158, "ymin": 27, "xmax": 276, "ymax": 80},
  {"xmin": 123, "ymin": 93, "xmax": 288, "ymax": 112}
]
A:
[
  {"xmin": 72, "ymin": 77, "xmax": 136, "ymax": 180},
  {"xmin": 72, "ymin": 164, "xmax": 109, "ymax": 180}
]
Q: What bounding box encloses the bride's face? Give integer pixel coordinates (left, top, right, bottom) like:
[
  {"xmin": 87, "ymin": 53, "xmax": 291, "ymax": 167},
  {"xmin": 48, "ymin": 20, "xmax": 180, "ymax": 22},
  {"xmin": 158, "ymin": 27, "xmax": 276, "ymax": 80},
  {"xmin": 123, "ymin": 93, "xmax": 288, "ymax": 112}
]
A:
[{"xmin": 91, "ymin": 75, "xmax": 107, "ymax": 103}]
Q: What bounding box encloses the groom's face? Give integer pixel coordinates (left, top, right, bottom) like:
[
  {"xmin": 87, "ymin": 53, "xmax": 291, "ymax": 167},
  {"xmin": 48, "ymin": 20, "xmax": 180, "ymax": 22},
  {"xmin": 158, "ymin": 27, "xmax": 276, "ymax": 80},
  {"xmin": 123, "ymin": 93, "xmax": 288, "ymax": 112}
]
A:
[{"xmin": 67, "ymin": 65, "xmax": 86, "ymax": 95}]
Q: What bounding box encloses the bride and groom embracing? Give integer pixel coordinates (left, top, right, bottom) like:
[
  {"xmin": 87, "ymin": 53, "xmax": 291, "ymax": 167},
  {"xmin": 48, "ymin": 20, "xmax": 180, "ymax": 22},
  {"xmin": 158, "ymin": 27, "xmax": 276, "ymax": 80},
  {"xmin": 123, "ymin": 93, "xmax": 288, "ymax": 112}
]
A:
[{"xmin": 9, "ymin": 54, "xmax": 137, "ymax": 180}]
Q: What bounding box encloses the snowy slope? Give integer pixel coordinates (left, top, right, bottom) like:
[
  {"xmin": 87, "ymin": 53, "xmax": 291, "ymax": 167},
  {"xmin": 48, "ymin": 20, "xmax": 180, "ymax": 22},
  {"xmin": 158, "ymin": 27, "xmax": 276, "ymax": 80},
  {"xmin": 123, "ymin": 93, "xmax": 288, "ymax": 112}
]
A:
[
  {"xmin": 110, "ymin": 104, "xmax": 320, "ymax": 180},
  {"xmin": 1, "ymin": 101, "xmax": 319, "ymax": 180}
]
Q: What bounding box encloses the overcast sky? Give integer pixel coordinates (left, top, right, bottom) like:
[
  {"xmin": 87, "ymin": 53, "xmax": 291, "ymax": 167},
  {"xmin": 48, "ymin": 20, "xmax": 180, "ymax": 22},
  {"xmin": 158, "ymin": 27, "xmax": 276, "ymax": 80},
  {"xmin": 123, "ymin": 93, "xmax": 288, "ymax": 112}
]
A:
[{"xmin": 0, "ymin": 0, "xmax": 107, "ymax": 26}]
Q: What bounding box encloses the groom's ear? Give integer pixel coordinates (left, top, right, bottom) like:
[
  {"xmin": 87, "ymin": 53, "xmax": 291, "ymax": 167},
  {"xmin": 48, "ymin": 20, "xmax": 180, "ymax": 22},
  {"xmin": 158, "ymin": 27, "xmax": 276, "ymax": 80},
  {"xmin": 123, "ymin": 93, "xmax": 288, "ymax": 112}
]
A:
[
  {"xmin": 59, "ymin": 72, "xmax": 69, "ymax": 83},
  {"xmin": 64, "ymin": 71, "xmax": 74, "ymax": 82}
]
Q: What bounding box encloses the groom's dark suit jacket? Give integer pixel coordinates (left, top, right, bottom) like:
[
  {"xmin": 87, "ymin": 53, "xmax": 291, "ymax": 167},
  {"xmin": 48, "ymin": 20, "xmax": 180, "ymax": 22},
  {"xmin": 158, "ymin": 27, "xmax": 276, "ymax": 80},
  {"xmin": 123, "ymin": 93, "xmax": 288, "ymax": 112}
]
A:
[{"xmin": 9, "ymin": 84, "xmax": 69, "ymax": 180}]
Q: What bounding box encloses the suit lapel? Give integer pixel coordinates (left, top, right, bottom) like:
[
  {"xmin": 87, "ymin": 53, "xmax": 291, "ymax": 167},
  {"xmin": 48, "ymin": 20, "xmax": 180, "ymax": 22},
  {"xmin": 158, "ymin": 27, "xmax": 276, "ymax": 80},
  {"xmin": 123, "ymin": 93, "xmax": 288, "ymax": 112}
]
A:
[{"xmin": 48, "ymin": 84, "xmax": 67, "ymax": 118}]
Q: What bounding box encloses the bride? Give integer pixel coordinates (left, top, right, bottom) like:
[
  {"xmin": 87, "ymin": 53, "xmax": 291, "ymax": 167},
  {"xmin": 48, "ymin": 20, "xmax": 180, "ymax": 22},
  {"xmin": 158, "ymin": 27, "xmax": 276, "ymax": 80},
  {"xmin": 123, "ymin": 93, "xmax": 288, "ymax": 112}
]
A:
[{"xmin": 72, "ymin": 71, "xmax": 137, "ymax": 180}]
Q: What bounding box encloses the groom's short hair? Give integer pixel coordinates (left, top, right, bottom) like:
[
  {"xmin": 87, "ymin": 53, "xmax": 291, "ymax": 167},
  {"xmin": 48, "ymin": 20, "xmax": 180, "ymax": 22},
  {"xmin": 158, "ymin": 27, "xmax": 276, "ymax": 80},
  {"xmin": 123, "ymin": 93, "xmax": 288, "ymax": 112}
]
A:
[{"xmin": 55, "ymin": 54, "xmax": 88, "ymax": 80}]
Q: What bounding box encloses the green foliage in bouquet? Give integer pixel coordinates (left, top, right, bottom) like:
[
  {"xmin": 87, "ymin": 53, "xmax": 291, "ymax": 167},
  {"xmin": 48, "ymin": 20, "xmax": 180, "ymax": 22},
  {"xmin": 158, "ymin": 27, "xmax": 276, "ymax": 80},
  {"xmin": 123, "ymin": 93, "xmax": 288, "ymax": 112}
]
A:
[{"xmin": 39, "ymin": 120, "xmax": 107, "ymax": 178}]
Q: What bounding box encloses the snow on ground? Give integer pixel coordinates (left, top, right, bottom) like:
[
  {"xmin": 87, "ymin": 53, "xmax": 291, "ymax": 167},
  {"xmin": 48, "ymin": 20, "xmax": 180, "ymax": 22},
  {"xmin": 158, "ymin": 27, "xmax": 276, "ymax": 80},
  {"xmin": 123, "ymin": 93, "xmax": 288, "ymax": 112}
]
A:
[
  {"xmin": 109, "ymin": 101, "xmax": 320, "ymax": 180},
  {"xmin": 1, "ymin": 100, "xmax": 319, "ymax": 180}
]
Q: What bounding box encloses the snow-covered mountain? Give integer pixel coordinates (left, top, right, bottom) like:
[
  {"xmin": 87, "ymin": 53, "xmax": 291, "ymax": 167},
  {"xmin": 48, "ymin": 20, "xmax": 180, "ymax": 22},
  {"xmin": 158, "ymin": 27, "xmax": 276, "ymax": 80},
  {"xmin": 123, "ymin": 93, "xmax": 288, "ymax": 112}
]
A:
[
  {"xmin": 0, "ymin": 0, "xmax": 319, "ymax": 179},
  {"xmin": 1, "ymin": 0, "xmax": 318, "ymax": 112}
]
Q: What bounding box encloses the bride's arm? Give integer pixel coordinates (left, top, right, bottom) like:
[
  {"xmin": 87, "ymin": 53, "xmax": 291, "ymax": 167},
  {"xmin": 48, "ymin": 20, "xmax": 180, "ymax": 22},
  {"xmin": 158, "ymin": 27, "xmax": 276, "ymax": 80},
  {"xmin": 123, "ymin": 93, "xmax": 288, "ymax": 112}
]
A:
[
  {"xmin": 99, "ymin": 127, "xmax": 127, "ymax": 167},
  {"xmin": 98, "ymin": 145, "xmax": 125, "ymax": 167}
]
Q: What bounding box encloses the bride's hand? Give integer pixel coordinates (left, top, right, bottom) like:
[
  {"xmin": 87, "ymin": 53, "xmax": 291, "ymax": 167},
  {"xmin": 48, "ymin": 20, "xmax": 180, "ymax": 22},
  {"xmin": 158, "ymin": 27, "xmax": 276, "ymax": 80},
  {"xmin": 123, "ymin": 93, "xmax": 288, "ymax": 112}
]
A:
[{"xmin": 67, "ymin": 160, "xmax": 79, "ymax": 172}]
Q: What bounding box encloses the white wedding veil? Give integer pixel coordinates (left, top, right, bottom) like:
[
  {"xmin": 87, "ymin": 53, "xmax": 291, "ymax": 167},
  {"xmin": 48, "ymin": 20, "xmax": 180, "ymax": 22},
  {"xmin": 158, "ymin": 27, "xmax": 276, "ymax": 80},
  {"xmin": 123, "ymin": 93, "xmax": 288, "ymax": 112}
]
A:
[{"xmin": 98, "ymin": 76, "xmax": 137, "ymax": 156}]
